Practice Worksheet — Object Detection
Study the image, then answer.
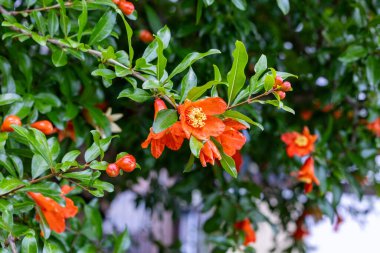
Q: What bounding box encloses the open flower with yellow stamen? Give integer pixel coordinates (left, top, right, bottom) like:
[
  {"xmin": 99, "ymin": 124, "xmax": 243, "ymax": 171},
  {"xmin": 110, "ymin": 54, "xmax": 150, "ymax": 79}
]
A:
[
  {"xmin": 281, "ymin": 126, "xmax": 317, "ymax": 158},
  {"xmin": 177, "ymin": 97, "xmax": 227, "ymax": 141}
]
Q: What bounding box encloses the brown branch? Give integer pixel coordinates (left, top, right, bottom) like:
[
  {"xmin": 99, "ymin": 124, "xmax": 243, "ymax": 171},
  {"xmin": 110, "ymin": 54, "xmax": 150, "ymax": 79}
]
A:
[
  {"xmin": 7, "ymin": 25, "xmax": 178, "ymax": 109},
  {"xmin": 0, "ymin": 173, "xmax": 56, "ymax": 198},
  {"xmin": 0, "ymin": 2, "xmax": 74, "ymax": 15},
  {"xmin": 227, "ymin": 89, "xmax": 275, "ymax": 110},
  {"xmin": 7, "ymin": 235, "xmax": 18, "ymax": 253}
]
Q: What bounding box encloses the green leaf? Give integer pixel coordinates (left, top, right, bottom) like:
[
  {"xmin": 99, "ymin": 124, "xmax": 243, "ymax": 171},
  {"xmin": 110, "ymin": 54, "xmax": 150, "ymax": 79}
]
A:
[
  {"xmin": 156, "ymin": 37, "xmax": 167, "ymax": 80},
  {"xmin": 31, "ymin": 154, "xmax": 49, "ymax": 179},
  {"xmin": 21, "ymin": 235, "xmax": 38, "ymax": 253},
  {"xmin": 91, "ymin": 68, "xmax": 116, "ymax": 79},
  {"xmin": 142, "ymin": 26, "xmax": 171, "ymax": 63},
  {"xmin": 62, "ymin": 150, "xmax": 81, "ymax": 163},
  {"xmin": 47, "ymin": 10, "xmax": 59, "ymax": 37},
  {"xmin": 144, "ymin": 5, "xmax": 162, "ymax": 33},
  {"xmin": 0, "ymin": 93, "xmax": 21, "ymax": 106},
  {"xmin": 89, "ymin": 160, "xmax": 108, "ymax": 170},
  {"xmin": 52, "ymin": 49, "xmax": 68, "ymax": 67},
  {"xmin": 180, "ymin": 67, "xmax": 197, "ymax": 103},
  {"xmin": 31, "ymin": 11, "xmax": 46, "ymax": 35},
  {"xmin": 113, "ymin": 228, "xmax": 131, "ymax": 253},
  {"xmin": 254, "ymin": 54, "xmax": 267, "ymax": 74},
  {"xmin": 231, "ymin": 0, "xmax": 247, "ymax": 10},
  {"xmin": 366, "ymin": 56, "xmax": 380, "ymax": 86},
  {"xmin": 277, "ymin": 0, "xmax": 290, "ymax": 15},
  {"xmin": 77, "ymin": 0, "xmax": 88, "ymax": 41},
  {"xmin": 89, "ymin": 11, "xmax": 116, "ymax": 45},
  {"xmin": 167, "ymin": 49, "xmax": 220, "ymax": 81},
  {"xmin": 203, "ymin": 0, "xmax": 215, "ymax": 6},
  {"xmin": 118, "ymin": 88, "xmax": 151, "ymax": 102},
  {"xmin": 189, "ymin": 136, "xmax": 203, "ymax": 158},
  {"xmin": 227, "ymin": 41, "xmax": 248, "ymax": 104},
  {"xmin": 264, "ymin": 74, "xmax": 274, "ymax": 91},
  {"xmin": 57, "ymin": 0, "xmax": 70, "ymax": 37},
  {"xmin": 183, "ymin": 154, "xmax": 195, "ymax": 173},
  {"xmin": 187, "ymin": 80, "xmax": 222, "ymax": 101},
  {"xmin": 0, "ymin": 154, "xmax": 16, "ymax": 177},
  {"xmin": 118, "ymin": 12, "xmax": 134, "ymax": 65},
  {"xmin": 338, "ymin": 45, "xmax": 367, "ymax": 63},
  {"xmin": 213, "ymin": 64, "xmax": 222, "ymax": 81},
  {"xmin": 82, "ymin": 203, "xmax": 102, "ymax": 241},
  {"xmin": 0, "ymin": 177, "xmax": 23, "ymax": 195},
  {"xmin": 224, "ymin": 110, "xmax": 264, "ymax": 130},
  {"xmin": 152, "ymin": 109, "xmax": 178, "ymax": 133},
  {"xmin": 220, "ymin": 152, "xmax": 237, "ymax": 178},
  {"xmin": 31, "ymin": 33, "xmax": 47, "ymax": 46}
]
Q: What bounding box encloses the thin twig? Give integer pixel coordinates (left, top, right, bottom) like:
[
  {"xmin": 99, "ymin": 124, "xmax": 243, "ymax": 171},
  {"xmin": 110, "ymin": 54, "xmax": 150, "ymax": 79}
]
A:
[
  {"xmin": 0, "ymin": 173, "xmax": 56, "ymax": 198},
  {"xmin": 0, "ymin": 2, "xmax": 74, "ymax": 15},
  {"xmin": 228, "ymin": 89, "xmax": 275, "ymax": 110},
  {"xmin": 7, "ymin": 25, "xmax": 178, "ymax": 109},
  {"xmin": 8, "ymin": 235, "xmax": 18, "ymax": 253}
]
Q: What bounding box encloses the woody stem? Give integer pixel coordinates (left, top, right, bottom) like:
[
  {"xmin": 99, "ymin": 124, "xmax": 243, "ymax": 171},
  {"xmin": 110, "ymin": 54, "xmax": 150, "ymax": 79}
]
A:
[
  {"xmin": 227, "ymin": 89, "xmax": 275, "ymax": 110},
  {"xmin": 7, "ymin": 235, "xmax": 18, "ymax": 253},
  {"xmin": 6, "ymin": 24, "xmax": 177, "ymax": 109},
  {"xmin": 0, "ymin": 1, "xmax": 76, "ymax": 15}
]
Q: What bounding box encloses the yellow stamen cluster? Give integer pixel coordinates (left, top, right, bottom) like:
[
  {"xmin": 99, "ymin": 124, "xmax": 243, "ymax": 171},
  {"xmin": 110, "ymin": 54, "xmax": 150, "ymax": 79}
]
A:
[
  {"xmin": 295, "ymin": 135, "xmax": 308, "ymax": 147},
  {"xmin": 186, "ymin": 107, "xmax": 207, "ymax": 128}
]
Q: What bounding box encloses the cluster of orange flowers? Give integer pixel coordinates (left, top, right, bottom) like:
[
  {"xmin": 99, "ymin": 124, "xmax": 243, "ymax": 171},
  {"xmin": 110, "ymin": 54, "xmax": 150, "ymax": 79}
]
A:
[
  {"xmin": 281, "ymin": 127, "xmax": 319, "ymax": 193},
  {"xmin": 27, "ymin": 185, "xmax": 78, "ymax": 234},
  {"xmin": 142, "ymin": 97, "xmax": 247, "ymax": 167},
  {"xmin": 234, "ymin": 218, "xmax": 256, "ymax": 245},
  {"xmin": 367, "ymin": 117, "xmax": 380, "ymax": 137}
]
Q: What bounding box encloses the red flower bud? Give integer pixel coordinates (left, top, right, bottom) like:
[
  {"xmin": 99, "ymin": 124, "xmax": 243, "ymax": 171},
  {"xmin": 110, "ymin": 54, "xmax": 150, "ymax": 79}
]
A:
[
  {"xmin": 139, "ymin": 30, "xmax": 154, "ymax": 43},
  {"xmin": 154, "ymin": 98, "xmax": 167, "ymax": 119},
  {"xmin": 1, "ymin": 115, "xmax": 22, "ymax": 132},
  {"xmin": 275, "ymin": 76, "xmax": 283, "ymax": 89},
  {"xmin": 106, "ymin": 163, "xmax": 120, "ymax": 177},
  {"xmin": 119, "ymin": 0, "xmax": 135, "ymax": 15},
  {"xmin": 277, "ymin": 91, "xmax": 286, "ymax": 100},
  {"xmin": 30, "ymin": 120, "xmax": 55, "ymax": 135},
  {"xmin": 116, "ymin": 154, "xmax": 136, "ymax": 172},
  {"xmin": 281, "ymin": 81, "xmax": 292, "ymax": 91}
]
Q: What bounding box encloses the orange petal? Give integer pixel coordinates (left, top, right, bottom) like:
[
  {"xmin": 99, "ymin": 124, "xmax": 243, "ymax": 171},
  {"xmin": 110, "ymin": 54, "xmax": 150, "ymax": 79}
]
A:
[
  {"xmin": 61, "ymin": 185, "xmax": 74, "ymax": 195},
  {"xmin": 43, "ymin": 210, "xmax": 66, "ymax": 233},
  {"xmin": 191, "ymin": 116, "xmax": 225, "ymax": 140},
  {"xmin": 223, "ymin": 118, "xmax": 248, "ymax": 131},
  {"xmin": 281, "ymin": 132, "xmax": 298, "ymax": 144},
  {"xmin": 63, "ymin": 197, "xmax": 78, "ymax": 218},
  {"xmin": 151, "ymin": 139, "xmax": 165, "ymax": 158},
  {"xmin": 192, "ymin": 97, "xmax": 227, "ymax": 115}
]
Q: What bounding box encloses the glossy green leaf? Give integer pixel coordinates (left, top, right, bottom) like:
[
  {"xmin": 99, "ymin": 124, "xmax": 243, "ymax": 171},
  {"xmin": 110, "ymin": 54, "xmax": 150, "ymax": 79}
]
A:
[
  {"xmin": 21, "ymin": 235, "xmax": 38, "ymax": 253},
  {"xmin": 232, "ymin": 0, "xmax": 247, "ymax": 10},
  {"xmin": 167, "ymin": 49, "xmax": 220, "ymax": 81},
  {"xmin": 366, "ymin": 56, "xmax": 380, "ymax": 86},
  {"xmin": 52, "ymin": 49, "xmax": 68, "ymax": 67},
  {"xmin": 113, "ymin": 228, "xmax": 131, "ymax": 253},
  {"xmin": 89, "ymin": 11, "xmax": 116, "ymax": 45},
  {"xmin": 180, "ymin": 67, "xmax": 197, "ymax": 103},
  {"xmin": 77, "ymin": 0, "xmax": 88, "ymax": 41},
  {"xmin": 277, "ymin": 0, "xmax": 290, "ymax": 15},
  {"xmin": 118, "ymin": 88, "xmax": 151, "ymax": 102},
  {"xmin": 227, "ymin": 41, "xmax": 248, "ymax": 104},
  {"xmin": 0, "ymin": 93, "xmax": 21, "ymax": 106},
  {"xmin": 338, "ymin": 45, "xmax": 367, "ymax": 63},
  {"xmin": 189, "ymin": 136, "xmax": 203, "ymax": 158},
  {"xmin": 152, "ymin": 109, "xmax": 178, "ymax": 133}
]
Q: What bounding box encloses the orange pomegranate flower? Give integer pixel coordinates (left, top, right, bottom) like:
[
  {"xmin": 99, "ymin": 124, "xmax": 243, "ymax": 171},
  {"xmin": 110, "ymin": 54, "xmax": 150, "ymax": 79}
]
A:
[
  {"xmin": 177, "ymin": 98, "xmax": 227, "ymax": 141},
  {"xmin": 293, "ymin": 224, "xmax": 309, "ymax": 241},
  {"xmin": 367, "ymin": 117, "xmax": 380, "ymax": 137},
  {"xmin": 57, "ymin": 121, "xmax": 76, "ymax": 142},
  {"xmin": 281, "ymin": 126, "xmax": 317, "ymax": 157},
  {"xmin": 141, "ymin": 99, "xmax": 186, "ymax": 158},
  {"xmin": 28, "ymin": 185, "xmax": 78, "ymax": 234},
  {"xmin": 216, "ymin": 118, "xmax": 247, "ymax": 157},
  {"xmin": 235, "ymin": 218, "xmax": 256, "ymax": 245},
  {"xmin": 300, "ymin": 110, "xmax": 313, "ymax": 121},
  {"xmin": 199, "ymin": 140, "xmax": 221, "ymax": 167},
  {"xmin": 292, "ymin": 157, "xmax": 319, "ymax": 194}
]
